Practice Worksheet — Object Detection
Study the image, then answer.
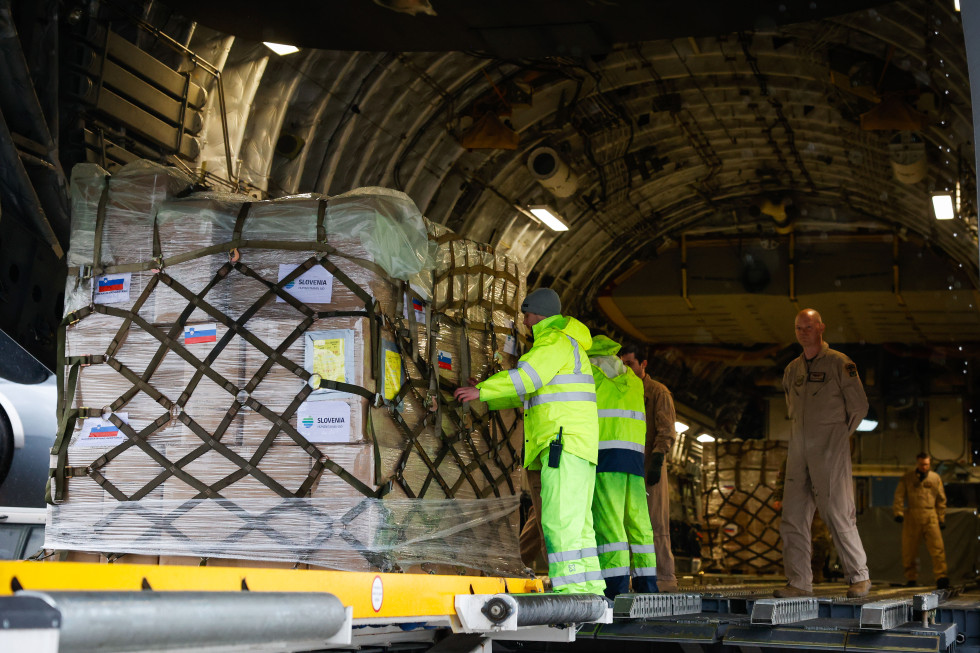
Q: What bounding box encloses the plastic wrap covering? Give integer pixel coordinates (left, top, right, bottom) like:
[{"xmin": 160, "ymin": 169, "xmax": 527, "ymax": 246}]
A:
[
  {"xmin": 700, "ymin": 440, "xmax": 786, "ymax": 574},
  {"xmin": 51, "ymin": 162, "xmax": 527, "ymax": 575},
  {"xmin": 46, "ymin": 497, "xmax": 520, "ymax": 575}
]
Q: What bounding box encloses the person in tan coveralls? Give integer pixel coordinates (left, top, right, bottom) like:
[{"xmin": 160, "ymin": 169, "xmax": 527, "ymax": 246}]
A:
[
  {"xmin": 775, "ymin": 309, "xmax": 872, "ymax": 599},
  {"xmin": 620, "ymin": 343, "xmax": 678, "ymax": 592},
  {"xmin": 773, "ymin": 459, "xmax": 835, "ymax": 583},
  {"xmin": 893, "ymin": 453, "xmax": 949, "ymax": 589}
]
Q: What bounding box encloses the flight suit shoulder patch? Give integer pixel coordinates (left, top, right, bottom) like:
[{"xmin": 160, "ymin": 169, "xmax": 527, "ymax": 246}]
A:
[{"xmin": 845, "ymin": 362, "xmax": 858, "ymax": 377}]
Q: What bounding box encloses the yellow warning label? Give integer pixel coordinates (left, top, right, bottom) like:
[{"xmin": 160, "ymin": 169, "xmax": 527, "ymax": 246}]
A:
[
  {"xmin": 313, "ymin": 338, "xmax": 346, "ymax": 383},
  {"xmin": 384, "ymin": 349, "xmax": 403, "ymax": 401}
]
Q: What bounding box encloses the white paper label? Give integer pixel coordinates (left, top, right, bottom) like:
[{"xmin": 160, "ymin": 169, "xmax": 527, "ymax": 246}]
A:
[
  {"xmin": 93, "ymin": 273, "xmax": 132, "ymax": 304},
  {"xmin": 403, "ymin": 292, "xmax": 426, "ymax": 325},
  {"xmin": 277, "ymin": 264, "xmax": 334, "ymax": 304},
  {"xmin": 503, "ymin": 335, "xmax": 517, "ymax": 355},
  {"xmin": 77, "ymin": 413, "xmax": 130, "ymax": 446},
  {"xmin": 297, "ymin": 400, "xmax": 350, "ymax": 443}
]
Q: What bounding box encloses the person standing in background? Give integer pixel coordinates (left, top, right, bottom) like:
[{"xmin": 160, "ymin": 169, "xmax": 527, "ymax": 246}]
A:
[
  {"xmin": 894, "ymin": 453, "xmax": 949, "ymax": 589},
  {"xmin": 620, "ymin": 343, "xmax": 678, "ymax": 592}
]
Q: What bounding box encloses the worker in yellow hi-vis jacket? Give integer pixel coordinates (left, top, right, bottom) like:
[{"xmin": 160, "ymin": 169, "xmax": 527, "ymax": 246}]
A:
[
  {"xmin": 455, "ymin": 288, "xmax": 603, "ymax": 595},
  {"xmin": 588, "ymin": 335, "xmax": 658, "ymax": 598}
]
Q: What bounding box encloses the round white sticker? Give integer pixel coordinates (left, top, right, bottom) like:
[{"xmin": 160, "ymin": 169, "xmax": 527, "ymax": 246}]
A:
[{"xmin": 371, "ymin": 575, "xmax": 384, "ymax": 612}]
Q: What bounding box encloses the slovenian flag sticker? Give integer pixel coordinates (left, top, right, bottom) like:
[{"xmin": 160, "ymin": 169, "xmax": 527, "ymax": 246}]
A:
[
  {"xmin": 93, "ymin": 272, "xmax": 131, "ymax": 304},
  {"xmin": 98, "ymin": 277, "xmax": 125, "ymax": 293},
  {"xmin": 183, "ymin": 324, "xmax": 217, "ymax": 344},
  {"xmin": 89, "ymin": 424, "xmax": 119, "ymax": 438},
  {"xmin": 437, "ymin": 350, "xmax": 453, "ymax": 371}
]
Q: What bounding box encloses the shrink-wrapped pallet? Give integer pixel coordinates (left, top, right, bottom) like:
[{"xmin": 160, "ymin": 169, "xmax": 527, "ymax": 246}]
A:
[
  {"xmin": 48, "ymin": 163, "xmax": 527, "ymax": 576},
  {"xmin": 701, "ymin": 440, "xmax": 786, "ymax": 574}
]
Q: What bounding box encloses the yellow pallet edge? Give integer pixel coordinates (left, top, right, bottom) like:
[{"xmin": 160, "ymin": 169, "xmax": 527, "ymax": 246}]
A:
[{"xmin": 0, "ymin": 561, "xmax": 544, "ymax": 620}]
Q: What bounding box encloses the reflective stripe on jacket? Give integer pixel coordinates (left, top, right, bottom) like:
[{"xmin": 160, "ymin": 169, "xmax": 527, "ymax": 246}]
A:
[
  {"xmin": 477, "ymin": 314, "xmax": 599, "ymax": 469},
  {"xmin": 587, "ymin": 336, "xmax": 646, "ymax": 476}
]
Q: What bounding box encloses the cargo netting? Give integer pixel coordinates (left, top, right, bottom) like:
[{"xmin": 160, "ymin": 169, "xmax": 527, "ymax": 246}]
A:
[
  {"xmin": 700, "ymin": 440, "xmax": 787, "ymax": 574},
  {"xmin": 46, "ymin": 160, "xmax": 527, "ymax": 575}
]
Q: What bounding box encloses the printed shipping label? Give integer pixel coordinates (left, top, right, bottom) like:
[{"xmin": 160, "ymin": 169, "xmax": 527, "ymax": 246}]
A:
[
  {"xmin": 77, "ymin": 413, "xmax": 130, "ymax": 446},
  {"xmin": 183, "ymin": 323, "xmax": 218, "ymax": 344},
  {"xmin": 437, "ymin": 350, "xmax": 453, "ymax": 371},
  {"xmin": 313, "ymin": 338, "xmax": 346, "ymax": 383},
  {"xmin": 277, "ymin": 264, "xmax": 334, "ymax": 304},
  {"xmin": 383, "ymin": 349, "xmax": 403, "ymax": 401},
  {"xmin": 297, "ymin": 400, "xmax": 351, "ymax": 443},
  {"xmin": 503, "ymin": 335, "xmax": 518, "ymax": 356},
  {"xmin": 93, "ymin": 272, "xmax": 132, "ymax": 304}
]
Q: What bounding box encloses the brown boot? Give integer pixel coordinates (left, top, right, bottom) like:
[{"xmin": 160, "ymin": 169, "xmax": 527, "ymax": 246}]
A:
[
  {"xmin": 847, "ymin": 579, "xmax": 872, "ymax": 598},
  {"xmin": 773, "ymin": 584, "xmax": 814, "ymax": 598}
]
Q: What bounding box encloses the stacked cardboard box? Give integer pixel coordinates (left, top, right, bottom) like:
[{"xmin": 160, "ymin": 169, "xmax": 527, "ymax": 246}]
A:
[
  {"xmin": 49, "ymin": 162, "xmax": 527, "ymax": 576},
  {"xmin": 701, "ymin": 439, "xmax": 786, "ymax": 574}
]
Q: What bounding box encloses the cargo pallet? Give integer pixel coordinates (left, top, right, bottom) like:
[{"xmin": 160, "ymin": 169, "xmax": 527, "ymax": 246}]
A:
[{"xmin": 1, "ymin": 561, "xmax": 978, "ymax": 652}]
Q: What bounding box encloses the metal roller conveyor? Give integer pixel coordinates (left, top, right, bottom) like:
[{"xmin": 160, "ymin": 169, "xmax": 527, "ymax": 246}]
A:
[
  {"xmin": 859, "ymin": 599, "xmax": 913, "ymax": 630},
  {"xmin": 454, "ymin": 593, "xmax": 611, "ymax": 635},
  {"xmin": 750, "ymin": 597, "xmax": 820, "ymax": 625},
  {"xmin": 612, "ymin": 592, "xmax": 703, "ymax": 619},
  {"xmin": 5, "ymin": 590, "xmax": 351, "ymax": 653}
]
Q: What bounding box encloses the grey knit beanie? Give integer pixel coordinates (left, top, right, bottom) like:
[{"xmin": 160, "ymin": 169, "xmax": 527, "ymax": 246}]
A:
[{"xmin": 521, "ymin": 288, "xmax": 561, "ymax": 317}]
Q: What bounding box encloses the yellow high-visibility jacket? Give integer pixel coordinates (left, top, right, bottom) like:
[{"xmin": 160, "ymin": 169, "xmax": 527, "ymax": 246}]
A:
[
  {"xmin": 587, "ymin": 335, "xmax": 646, "ymax": 477},
  {"xmin": 478, "ymin": 314, "xmax": 599, "ymax": 469}
]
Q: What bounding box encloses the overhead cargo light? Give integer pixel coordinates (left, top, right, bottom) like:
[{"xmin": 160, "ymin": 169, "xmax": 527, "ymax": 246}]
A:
[
  {"xmin": 856, "ymin": 419, "xmax": 879, "ymax": 432},
  {"xmin": 527, "ymin": 205, "xmax": 569, "ymax": 232},
  {"xmin": 932, "ymin": 192, "xmax": 955, "ymax": 220},
  {"xmin": 675, "ymin": 421, "xmax": 690, "ymax": 434},
  {"xmin": 264, "ymin": 42, "xmax": 300, "ymax": 56},
  {"xmin": 955, "ymin": 0, "xmax": 960, "ymax": 11},
  {"xmin": 696, "ymin": 433, "xmax": 716, "ymax": 443}
]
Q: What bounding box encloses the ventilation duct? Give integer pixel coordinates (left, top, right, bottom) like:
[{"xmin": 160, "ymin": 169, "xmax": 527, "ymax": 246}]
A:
[{"xmin": 527, "ymin": 146, "xmax": 578, "ymax": 198}]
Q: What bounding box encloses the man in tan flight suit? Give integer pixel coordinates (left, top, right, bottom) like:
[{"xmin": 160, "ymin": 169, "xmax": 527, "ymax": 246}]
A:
[
  {"xmin": 775, "ymin": 309, "xmax": 872, "ymax": 599},
  {"xmin": 773, "ymin": 459, "xmax": 835, "ymax": 583},
  {"xmin": 620, "ymin": 343, "xmax": 678, "ymax": 592},
  {"xmin": 894, "ymin": 453, "xmax": 949, "ymax": 589}
]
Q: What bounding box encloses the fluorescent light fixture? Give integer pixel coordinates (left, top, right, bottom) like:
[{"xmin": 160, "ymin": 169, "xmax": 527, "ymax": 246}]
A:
[
  {"xmin": 527, "ymin": 205, "xmax": 569, "ymax": 232},
  {"xmin": 263, "ymin": 42, "xmax": 300, "ymax": 56},
  {"xmin": 856, "ymin": 419, "xmax": 879, "ymax": 432},
  {"xmin": 932, "ymin": 193, "xmax": 954, "ymax": 220},
  {"xmin": 696, "ymin": 433, "xmax": 716, "ymax": 443},
  {"xmin": 675, "ymin": 421, "xmax": 690, "ymax": 434}
]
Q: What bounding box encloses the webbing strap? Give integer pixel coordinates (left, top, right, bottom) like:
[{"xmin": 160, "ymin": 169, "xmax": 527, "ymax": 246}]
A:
[
  {"xmin": 316, "ymin": 199, "xmax": 327, "ymax": 243},
  {"xmin": 89, "ymin": 175, "xmax": 110, "ymax": 277},
  {"xmin": 232, "ymin": 200, "xmax": 251, "ymax": 242}
]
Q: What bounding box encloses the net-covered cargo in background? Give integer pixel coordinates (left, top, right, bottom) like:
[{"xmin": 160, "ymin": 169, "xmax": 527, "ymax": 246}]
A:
[
  {"xmin": 48, "ymin": 160, "xmax": 527, "ymax": 576},
  {"xmin": 701, "ymin": 440, "xmax": 786, "ymax": 574}
]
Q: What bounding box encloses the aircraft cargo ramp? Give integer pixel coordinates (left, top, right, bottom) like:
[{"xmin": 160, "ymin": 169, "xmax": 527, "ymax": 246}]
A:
[{"xmin": 1, "ymin": 561, "xmax": 978, "ymax": 653}]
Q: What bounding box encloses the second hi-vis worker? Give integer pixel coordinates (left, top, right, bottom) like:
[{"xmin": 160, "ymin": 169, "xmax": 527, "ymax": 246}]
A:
[
  {"xmin": 454, "ymin": 288, "xmax": 603, "ymax": 595},
  {"xmin": 588, "ymin": 335, "xmax": 658, "ymax": 598}
]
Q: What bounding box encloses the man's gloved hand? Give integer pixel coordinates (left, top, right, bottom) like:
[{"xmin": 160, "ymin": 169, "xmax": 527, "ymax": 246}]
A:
[
  {"xmin": 940, "ymin": 521, "xmax": 946, "ymax": 530},
  {"xmin": 647, "ymin": 453, "xmax": 665, "ymax": 486},
  {"xmin": 894, "ymin": 515, "xmax": 904, "ymax": 523}
]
